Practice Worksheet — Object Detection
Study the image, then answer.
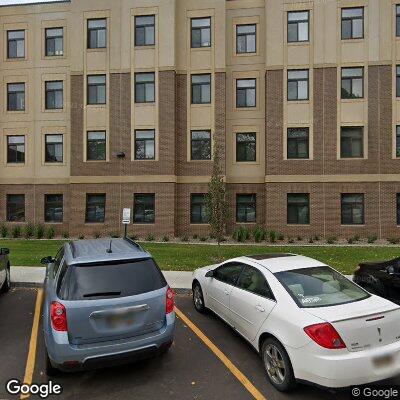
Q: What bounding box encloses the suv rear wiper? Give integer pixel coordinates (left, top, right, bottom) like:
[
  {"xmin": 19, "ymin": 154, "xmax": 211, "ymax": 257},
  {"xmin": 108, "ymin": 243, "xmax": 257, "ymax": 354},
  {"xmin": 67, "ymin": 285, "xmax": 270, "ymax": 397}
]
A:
[{"xmin": 82, "ymin": 291, "xmax": 121, "ymax": 298}]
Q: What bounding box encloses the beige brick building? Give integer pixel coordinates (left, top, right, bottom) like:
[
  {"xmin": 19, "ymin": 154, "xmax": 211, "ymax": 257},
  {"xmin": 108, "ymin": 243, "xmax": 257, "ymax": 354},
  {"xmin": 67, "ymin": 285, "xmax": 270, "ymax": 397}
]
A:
[{"xmin": 0, "ymin": 0, "xmax": 400, "ymax": 239}]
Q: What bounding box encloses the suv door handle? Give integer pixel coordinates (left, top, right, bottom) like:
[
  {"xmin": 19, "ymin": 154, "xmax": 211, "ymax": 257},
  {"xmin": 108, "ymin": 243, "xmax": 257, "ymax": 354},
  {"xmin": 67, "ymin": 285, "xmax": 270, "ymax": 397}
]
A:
[
  {"xmin": 255, "ymin": 304, "xmax": 265, "ymax": 312},
  {"xmin": 224, "ymin": 289, "xmax": 229, "ymax": 295}
]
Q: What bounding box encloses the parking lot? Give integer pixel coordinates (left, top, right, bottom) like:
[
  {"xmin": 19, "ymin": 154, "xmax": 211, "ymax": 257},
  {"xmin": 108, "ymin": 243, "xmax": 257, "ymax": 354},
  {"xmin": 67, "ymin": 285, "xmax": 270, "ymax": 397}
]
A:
[{"xmin": 1, "ymin": 288, "xmax": 398, "ymax": 400}]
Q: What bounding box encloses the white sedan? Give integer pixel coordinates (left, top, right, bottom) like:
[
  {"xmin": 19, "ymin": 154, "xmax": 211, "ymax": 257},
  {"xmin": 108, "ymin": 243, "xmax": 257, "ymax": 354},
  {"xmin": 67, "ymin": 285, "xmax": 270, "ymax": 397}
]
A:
[{"xmin": 192, "ymin": 253, "xmax": 400, "ymax": 391}]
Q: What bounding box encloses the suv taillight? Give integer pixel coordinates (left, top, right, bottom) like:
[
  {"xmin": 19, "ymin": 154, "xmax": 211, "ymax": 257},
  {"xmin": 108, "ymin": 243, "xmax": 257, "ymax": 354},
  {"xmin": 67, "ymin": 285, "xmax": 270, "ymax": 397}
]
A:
[
  {"xmin": 166, "ymin": 287, "xmax": 175, "ymax": 314},
  {"xmin": 51, "ymin": 301, "xmax": 68, "ymax": 332},
  {"xmin": 304, "ymin": 323, "xmax": 346, "ymax": 349}
]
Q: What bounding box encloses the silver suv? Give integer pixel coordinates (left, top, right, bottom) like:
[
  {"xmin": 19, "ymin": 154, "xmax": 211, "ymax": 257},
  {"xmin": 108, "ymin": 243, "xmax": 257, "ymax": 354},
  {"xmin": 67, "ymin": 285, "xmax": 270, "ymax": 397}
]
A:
[{"xmin": 42, "ymin": 238, "xmax": 175, "ymax": 376}]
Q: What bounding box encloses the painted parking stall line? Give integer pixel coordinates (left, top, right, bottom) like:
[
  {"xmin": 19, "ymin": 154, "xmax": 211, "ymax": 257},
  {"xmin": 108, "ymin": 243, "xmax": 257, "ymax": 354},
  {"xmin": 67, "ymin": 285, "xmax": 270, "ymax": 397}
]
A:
[{"xmin": 174, "ymin": 306, "xmax": 266, "ymax": 400}]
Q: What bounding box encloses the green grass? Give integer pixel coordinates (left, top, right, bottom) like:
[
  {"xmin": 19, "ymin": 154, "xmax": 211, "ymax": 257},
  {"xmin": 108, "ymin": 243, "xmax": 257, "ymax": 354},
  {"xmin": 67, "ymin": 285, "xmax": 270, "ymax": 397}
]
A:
[{"xmin": 4, "ymin": 239, "xmax": 399, "ymax": 274}]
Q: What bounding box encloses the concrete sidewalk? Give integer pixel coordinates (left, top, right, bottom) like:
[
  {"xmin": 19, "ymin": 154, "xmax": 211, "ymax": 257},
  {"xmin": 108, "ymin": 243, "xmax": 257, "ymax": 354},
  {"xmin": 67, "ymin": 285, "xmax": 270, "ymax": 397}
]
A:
[{"xmin": 10, "ymin": 266, "xmax": 194, "ymax": 289}]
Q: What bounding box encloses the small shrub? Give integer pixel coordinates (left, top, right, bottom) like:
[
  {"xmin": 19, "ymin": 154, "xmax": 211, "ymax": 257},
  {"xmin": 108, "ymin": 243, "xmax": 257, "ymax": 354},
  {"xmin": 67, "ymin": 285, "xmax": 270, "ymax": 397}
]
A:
[
  {"xmin": 162, "ymin": 235, "xmax": 169, "ymax": 242},
  {"xmin": 62, "ymin": 231, "xmax": 69, "ymax": 239},
  {"xmin": 308, "ymin": 237, "xmax": 314, "ymax": 243},
  {"xmin": 180, "ymin": 235, "xmax": 189, "ymax": 242},
  {"xmin": 24, "ymin": 223, "xmax": 34, "ymax": 239},
  {"xmin": 232, "ymin": 226, "xmax": 250, "ymax": 243},
  {"xmin": 145, "ymin": 234, "xmax": 155, "ymax": 242},
  {"xmin": 354, "ymin": 234, "xmax": 360, "ymax": 242},
  {"xmin": 93, "ymin": 232, "xmax": 101, "ymax": 239},
  {"xmin": 347, "ymin": 237, "xmax": 355, "ymax": 244},
  {"xmin": 46, "ymin": 226, "xmax": 55, "ymax": 239},
  {"xmin": 296, "ymin": 235, "xmax": 302, "ymax": 241},
  {"xmin": 252, "ymin": 226, "xmax": 266, "ymax": 243},
  {"xmin": 209, "ymin": 233, "xmax": 215, "ymax": 240},
  {"xmin": 388, "ymin": 237, "xmax": 400, "ymax": 244},
  {"xmin": 129, "ymin": 234, "xmax": 138, "ymax": 241},
  {"xmin": 313, "ymin": 235, "xmax": 320, "ymax": 241},
  {"xmin": 192, "ymin": 234, "xmax": 198, "ymax": 240},
  {"xmin": 0, "ymin": 225, "xmax": 8, "ymax": 238},
  {"xmin": 288, "ymin": 237, "xmax": 295, "ymax": 244},
  {"xmin": 326, "ymin": 236, "xmax": 337, "ymax": 244},
  {"xmin": 110, "ymin": 232, "xmax": 120, "ymax": 238},
  {"xmin": 367, "ymin": 235, "xmax": 377, "ymax": 244},
  {"xmin": 36, "ymin": 224, "xmax": 45, "ymax": 239},
  {"xmin": 12, "ymin": 225, "xmax": 22, "ymax": 238},
  {"xmin": 199, "ymin": 236, "xmax": 208, "ymax": 242},
  {"xmin": 78, "ymin": 234, "xmax": 85, "ymax": 240},
  {"xmin": 277, "ymin": 233, "xmax": 284, "ymax": 241},
  {"xmin": 268, "ymin": 230, "xmax": 277, "ymax": 243}
]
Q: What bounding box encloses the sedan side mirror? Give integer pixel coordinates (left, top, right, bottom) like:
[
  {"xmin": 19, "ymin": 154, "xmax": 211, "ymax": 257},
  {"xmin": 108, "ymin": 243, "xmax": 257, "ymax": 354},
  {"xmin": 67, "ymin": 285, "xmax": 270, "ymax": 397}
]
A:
[
  {"xmin": 0, "ymin": 248, "xmax": 9, "ymax": 255},
  {"xmin": 205, "ymin": 270, "xmax": 214, "ymax": 278},
  {"xmin": 40, "ymin": 256, "xmax": 55, "ymax": 265}
]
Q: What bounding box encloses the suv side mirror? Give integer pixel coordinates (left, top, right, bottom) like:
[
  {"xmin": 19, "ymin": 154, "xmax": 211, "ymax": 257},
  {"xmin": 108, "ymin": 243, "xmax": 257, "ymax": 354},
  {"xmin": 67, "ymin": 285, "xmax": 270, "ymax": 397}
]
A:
[
  {"xmin": 205, "ymin": 269, "xmax": 214, "ymax": 278},
  {"xmin": 40, "ymin": 256, "xmax": 55, "ymax": 265},
  {"xmin": 0, "ymin": 248, "xmax": 9, "ymax": 255}
]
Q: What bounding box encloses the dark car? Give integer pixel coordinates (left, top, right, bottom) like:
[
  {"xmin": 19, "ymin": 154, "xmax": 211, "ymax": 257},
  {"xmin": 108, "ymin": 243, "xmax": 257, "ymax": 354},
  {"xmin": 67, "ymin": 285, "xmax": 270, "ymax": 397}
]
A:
[
  {"xmin": 353, "ymin": 257, "xmax": 400, "ymax": 304},
  {"xmin": 0, "ymin": 247, "xmax": 10, "ymax": 294}
]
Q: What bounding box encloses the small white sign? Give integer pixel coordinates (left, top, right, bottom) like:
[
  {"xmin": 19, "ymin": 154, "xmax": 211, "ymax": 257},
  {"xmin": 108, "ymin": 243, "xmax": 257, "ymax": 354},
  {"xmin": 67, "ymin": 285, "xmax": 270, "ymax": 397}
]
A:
[{"xmin": 122, "ymin": 208, "xmax": 131, "ymax": 224}]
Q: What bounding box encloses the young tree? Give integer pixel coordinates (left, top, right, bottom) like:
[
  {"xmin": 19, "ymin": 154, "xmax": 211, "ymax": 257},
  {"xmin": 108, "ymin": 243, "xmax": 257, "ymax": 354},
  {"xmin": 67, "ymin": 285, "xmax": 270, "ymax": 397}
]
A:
[{"xmin": 205, "ymin": 144, "xmax": 229, "ymax": 245}]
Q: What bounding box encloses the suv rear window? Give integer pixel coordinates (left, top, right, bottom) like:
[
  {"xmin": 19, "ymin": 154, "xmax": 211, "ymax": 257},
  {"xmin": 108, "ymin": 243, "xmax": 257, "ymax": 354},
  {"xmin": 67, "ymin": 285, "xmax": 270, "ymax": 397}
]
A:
[{"xmin": 64, "ymin": 258, "xmax": 167, "ymax": 300}]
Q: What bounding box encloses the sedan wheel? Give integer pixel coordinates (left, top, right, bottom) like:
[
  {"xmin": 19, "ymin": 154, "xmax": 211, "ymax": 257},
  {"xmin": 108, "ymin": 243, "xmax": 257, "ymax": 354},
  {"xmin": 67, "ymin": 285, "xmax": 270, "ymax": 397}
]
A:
[
  {"xmin": 192, "ymin": 283, "xmax": 206, "ymax": 313},
  {"xmin": 264, "ymin": 344, "xmax": 285, "ymax": 384},
  {"xmin": 0, "ymin": 266, "xmax": 10, "ymax": 293}
]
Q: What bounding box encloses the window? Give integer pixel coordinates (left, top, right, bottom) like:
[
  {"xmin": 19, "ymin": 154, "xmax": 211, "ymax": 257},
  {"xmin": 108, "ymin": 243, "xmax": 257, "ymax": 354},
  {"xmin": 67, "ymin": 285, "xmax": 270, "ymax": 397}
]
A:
[
  {"xmin": 45, "ymin": 28, "xmax": 63, "ymax": 56},
  {"xmin": 85, "ymin": 194, "xmax": 106, "ymax": 223},
  {"xmin": 191, "ymin": 74, "xmax": 211, "ymax": 104},
  {"xmin": 87, "ymin": 131, "xmax": 106, "ymax": 161},
  {"xmin": 190, "ymin": 194, "xmax": 208, "ymax": 224},
  {"xmin": 45, "ymin": 81, "xmax": 63, "ymax": 109},
  {"xmin": 341, "ymin": 194, "xmax": 364, "ymax": 225},
  {"xmin": 287, "ymin": 11, "xmax": 309, "ymax": 43},
  {"xmin": 341, "ymin": 67, "xmax": 363, "ymax": 99},
  {"xmin": 214, "ymin": 262, "xmax": 244, "ymax": 285},
  {"xmin": 236, "ymin": 133, "xmax": 256, "ymax": 162},
  {"xmin": 135, "ymin": 15, "xmax": 155, "ymax": 46},
  {"xmin": 236, "ymin": 79, "xmax": 256, "ymax": 107},
  {"xmin": 7, "ymin": 136, "xmax": 25, "ymax": 163},
  {"xmin": 191, "ymin": 130, "xmax": 211, "ymax": 160},
  {"xmin": 7, "ymin": 30, "xmax": 25, "ymax": 59},
  {"xmin": 53, "ymin": 247, "xmax": 64, "ymax": 277},
  {"xmin": 236, "ymin": 24, "xmax": 256, "ymax": 54},
  {"xmin": 135, "ymin": 73, "xmax": 155, "ymax": 103},
  {"xmin": 236, "ymin": 194, "xmax": 256, "ymax": 223},
  {"xmin": 287, "ymin": 128, "xmax": 309, "ymax": 159},
  {"xmin": 397, "ymin": 5, "xmax": 400, "ymax": 37},
  {"xmin": 397, "ymin": 126, "xmax": 400, "ymax": 158},
  {"xmin": 287, "ymin": 194, "xmax": 310, "ymax": 225},
  {"xmin": 7, "ymin": 83, "xmax": 25, "ymax": 111},
  {"xmin": 397, "ymin": 194, "xmax": 400, "ymax": 225},
  {"xmin": 87, "ymin": 18, "xmax": 106, "ymax": 49},
  {"xmin": 45, "ymin": 134, "xmax": 63, "ymax": 163},
  {"xmin": 134, "ymin": 194, "xmax": 155, "ymax": 223},
  {"xmin": 397, "ymin": 66, "xmax": 400, "ymax": 97},
  {"xmin": 237, "ymin": 266, "xmax": 274, "ymax": 299},
  {"xmin": 87, "ymin": 75, "xmax": 106, "ymax": 105},
  {"xmin": 287, "ymin": 69, "xmax": 309, "ymax": 101},
  {"xmin": 340, "ymin": 127, "xmax": 364, "ymax": 158},
  {"xmin": 191, "ymin": 17, "xmax": 211, "ymax": 48},
  {"xmin": 44, "ymin": 194, "xmax": 63, "ymax": 223},
  {"xmin": 7, "ymin": 194, "xmax": 25, "ymax": 222},
  {"xmin": 134, "ymin": 130, "xmax": 155, "ymax": 160},
  {"xmin": 341, "ymin": 7, "xmax": 363, "ymax": 40}
]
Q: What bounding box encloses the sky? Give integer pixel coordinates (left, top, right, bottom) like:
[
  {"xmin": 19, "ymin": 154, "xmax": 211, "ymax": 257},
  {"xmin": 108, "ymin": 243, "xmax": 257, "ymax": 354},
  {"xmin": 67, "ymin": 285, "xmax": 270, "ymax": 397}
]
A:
[{"xmin": 0, "ymin": 0, "xmax": 64, "ymax": 4}]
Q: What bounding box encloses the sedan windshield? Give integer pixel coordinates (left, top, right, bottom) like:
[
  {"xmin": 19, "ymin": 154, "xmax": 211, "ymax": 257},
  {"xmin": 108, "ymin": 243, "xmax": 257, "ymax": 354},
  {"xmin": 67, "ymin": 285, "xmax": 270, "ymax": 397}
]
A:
[{"xmin": 275, "ymin": 266, "xmax": 369, "ymax": 308}]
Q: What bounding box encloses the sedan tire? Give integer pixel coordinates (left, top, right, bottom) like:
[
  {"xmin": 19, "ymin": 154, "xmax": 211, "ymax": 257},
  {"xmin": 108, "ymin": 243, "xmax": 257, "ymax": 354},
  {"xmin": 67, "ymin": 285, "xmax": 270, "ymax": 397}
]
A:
[
  {"xmin": 0, "ymin": 265, "xmax": 10, "ymax": 293},
  {"xmin": 261, "ymin": 337, "xmax": 296, "ymax": 392},
  {"xmin": 192, "ymin": 282, "xmax": 206, "ymax": 314}
]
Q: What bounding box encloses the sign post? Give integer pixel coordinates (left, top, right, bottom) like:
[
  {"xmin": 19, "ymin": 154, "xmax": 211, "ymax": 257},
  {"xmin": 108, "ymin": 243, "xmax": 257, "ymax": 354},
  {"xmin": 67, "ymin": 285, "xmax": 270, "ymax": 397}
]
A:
[{"xmin": 122, "ymin": 208, "xmax": 131, "ymax": 238}]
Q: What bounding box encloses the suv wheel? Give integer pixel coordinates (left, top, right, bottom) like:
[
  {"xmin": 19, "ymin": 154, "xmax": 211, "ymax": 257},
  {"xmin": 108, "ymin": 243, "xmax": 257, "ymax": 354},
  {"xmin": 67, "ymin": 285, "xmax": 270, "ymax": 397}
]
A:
[
  {"xmin": 0, "ymin": 265, "xmax": 10, "ymax": 293},
  {"xmin": 261, "ymin": 338, "xmax": 296, "ymax": 392},
  {"xmin": 192, "ymin": 282, "xmax": 206, "ymax": 313}
]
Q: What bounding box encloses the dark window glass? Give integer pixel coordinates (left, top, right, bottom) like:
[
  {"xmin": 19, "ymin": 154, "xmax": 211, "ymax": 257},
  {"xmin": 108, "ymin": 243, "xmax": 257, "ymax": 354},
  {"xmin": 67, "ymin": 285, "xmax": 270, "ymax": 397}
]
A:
[
  {"xmin": 236, "ymin": 24, "xmax": 256, "ymax": 53},
  {"xmin": 287, "ymin": 128, "xmax": 309, "ymax": 159},
  {"xmin": 287, "ymin": 11, "xmax": 309, "ymax": 42},
  {"xmin": 87, "ymin": 75, "xmax": 106, "ymax": 105},
  {"xmin": 236, "ymin": 194, "xmax": 256, "ymax": 223},
  {"xmin": 45, "ymin": 81, "xmax": 63, "ymax": 109},
  {"xmin": 135, "ymin": 72, "xmax": 155, "ymax": 103},
  {"xmin": 397, "ymin": 66, "xmax": 400, "ymax": 98},
  {"xmin": 341, "ymin": 193, "xmax": 364, "ymax": 225},
  {"xmin": 191, "ymin": 74, "xmax": 211, "ymax": 104},
  {"xmin": 7, "ymin": 136, "xmax": 25, "ymax": 163},
  {"xmin": 341, "ymin": 67, "xmax": 363, "ymax": 99},
  {"xmin": 340, "ymin": 127, "xmax": 363, "ymax": 158},
  {"xmin": 397, "ymin": 194, "xmax": 400, "ymax": 225},
  {"xmin": 66, "ymin": 258, "xmax": 167, "ymax": 300},
  {"xmin": 190, "ymin": 194, "xmax": 208, "ymax": 224},
  {"xmin": 134, "ymin": 130, "xmax": 155, "ymax": 160},
  {"xmin": 287, "ymin": 69, "xmax": 309, "ymax": 100},
  {"xmin": 287, "ymin": 193, "xmax": 310, "ymax": 224},
  {"xmin": 7, "ymin": 83, "xmax": 25, "ymax": 111},
  {"xmin": 7, "ymin": 30, "xmax": 25, "ymax": 59},
  {"xmin": 397, "ymin": 126, "xmax": 400, "ymax": 158},
  {"xmin": 214, "ymin": 262, "xmax": 244, "ymax": 285},
  {"xmin": 45, "ymin": 194, "xmax": 63, "ymax": 223},
  {"xmin": 135, "ymin": 15, "xmax": 155, "ymax": 46},
  {"xmin": 53, "ymin": 247, "xmax": 64, "ymax": 277},
  {"xmin": 87, "ymin": 131, "xmax": 106, "ymax": 161},
  {"xmin": 45, "ymin": 134, "xmax": 63, "ymax": 163},
  {"xmin": 134, "ymin": 194, "xmax": 155, "ymax": 223},
  {"xmin": 236, "ymin": 78, "xmax": 256, "ymax": 107},
  {"xmin": 236, "ymin": 133, "xmax": 256, "ymax": 162},
  {"xmin": 341, "ymin": 7, "xmax": 364, "ymax": 39},
  {"xmin": 191, "ymin": 130, "xmax": 211, "ymax": 160},
  {"xmin": 45, "ymin": 28, "xmax": 63, "ymax": 56},
  {"xmin": 191, "ymin": 17, "xmax": 211, "ymax": 48},
  {"xmin": 397, "ymin": 5, "xmax": 400, "ymax": 37},
  {"xmin": 237, "ymin": 266, "xmax": 275, "ymax": 299},
  {"xmin": 85, "ymin": 194, "xmax": 106, "ymax": 223},
  {"xmin": 87, "ymin": 18, "xmax": 106, "ymax": 49},
  {"xmin": 7, "ymin": 194, "xmax": 25, "ymax": 222}
]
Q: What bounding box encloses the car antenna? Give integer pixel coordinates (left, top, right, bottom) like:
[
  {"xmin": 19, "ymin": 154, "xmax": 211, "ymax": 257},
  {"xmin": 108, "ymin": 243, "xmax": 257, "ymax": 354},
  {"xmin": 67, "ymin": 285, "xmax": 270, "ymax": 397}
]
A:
[{"xmin": 106, "ymin": 239, "xmax": 113, "ymax": 253}]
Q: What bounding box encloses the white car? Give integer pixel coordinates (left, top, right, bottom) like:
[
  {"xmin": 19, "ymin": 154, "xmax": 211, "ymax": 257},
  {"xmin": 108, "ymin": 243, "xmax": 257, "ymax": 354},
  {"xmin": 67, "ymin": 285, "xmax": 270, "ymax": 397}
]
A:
[{"xmin": 192, "ymin": 253, "xmax": 400, "ymax": 391}]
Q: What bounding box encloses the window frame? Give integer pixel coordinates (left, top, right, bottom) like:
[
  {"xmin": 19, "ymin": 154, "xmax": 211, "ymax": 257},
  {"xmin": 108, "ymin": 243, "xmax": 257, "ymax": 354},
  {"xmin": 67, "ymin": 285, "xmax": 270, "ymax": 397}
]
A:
[
  {"xmin": 236, "ymin": 132, "xmax": 256, "ymax": 162},
  {"xmin": 44, "ymin": 194, "xmax": 63, "ymax": 223},
  {"xmin": 341, "ymin": 193, "xmax": 365, "ymax": 225},
  {"xmin": 236, "ymin": 265, "xmax": 276, "ymax": 301},
  {"xmin": 45, "ymin": 27, "xmax": 64, "ymax": 57},
  {"xmin": 87, "ymin": 18, "xmax": 107, "ymax": 49},
  {"xmin": 134, "ymin": 72, "xmax": 155, "ymax": 103},
  {"xmin": 6, "ymin": 194, "xmax": 25, "ymax": 222},
  {"xmin": 236, "ymin": 78, "xmax": 257, "ymax": 108},
  {"xmin": 86, "ymin": 131, "xmax": 106, "ymax": 161},
  {"xmin": 396, "ymin": 125, "xmax": 400, "ymax": 158},
  {"xmin": 287, "ymin": 193, "xmax": 310, "ymax": 225},
  {"xmin": 236, "ymin": 23, "xmax": 256, "ymax": 54},
  {"xmin": 236, "ymin": 193, "xmax": 256, "ymax": 223},
  {"xmin": 7, "ymin": 30, "xmax": 25, "ymax": 59},
  {"xmin": 190, "ymin": 130, "xmax": 212, "ymax": 161},
  {"xmin": 397, "ymin": 193, "xmax": 400, "ymax": 226},
  {"xmin": 287, "ymin": 128, "xmax": 309, "ymax": 159},
  {"xmin": 45, "ymin": 134, "xmax": 63, "ymax": 163},
  {"xmin": 287, "ymin": 69, "xmax": 309, "ymax": 101},
  {"xmin": 287, "ymin": 10, "xmax": 309, "ymax": 43},
  {"xmin": 85, "ymin": 193, "xmax": 106, "ymax": 223},
  {"xmin": 134, "ymin": 129, "xmax": 155, "ymax": 160},
  {"xmin": 190, "ymin": 193, "xmax": 208, "ymax": 224},
  {"xmin": 341, "ymin": 7, "xmax": 364, "ymax": 40},
  {"xmin": 133, "ymin": 193, "xmax": 155, "ymax": 224},
  {"xmin": 191, "ymin": 74, "xmax": 211, "ymax": 104},
  {"xmin": 134, "ymin": 15, "xmax": 155, "ymax": 47},
  {"xmin": 341, "ymin": 67, "xmax": 364, "ymax": 99},
  {"xmin": 45, "ymin": 80, "xmax": 63, "ymax": 110},
  {"xmin": 191, "ymin": 17, "xmax": 211, "ymax": 48},
  {"xmin": 340, "ymin": 126, "xmax": 364, "ymax": 159},
  {"xmin": 213, "ymin": 262, "xmax": 244, "ymax": 286},
  {"xmin": 87, "ymin": 75, "xmax": 106, "ymax": 105},
  {"xmin": 7, "ymin": 82, "xmax": 25, "ymax": 111},
  {"xmin": 7, "ymin": 135, "xmax": 25, "ymax": 164},
  {"xmin": 397, "ymin": 5, "xmax": 400, "ymax": 38}
]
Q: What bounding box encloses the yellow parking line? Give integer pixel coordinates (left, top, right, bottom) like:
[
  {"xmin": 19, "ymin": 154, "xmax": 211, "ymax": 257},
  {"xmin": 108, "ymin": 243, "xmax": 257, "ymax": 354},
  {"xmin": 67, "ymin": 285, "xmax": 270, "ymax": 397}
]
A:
[
  {"xmin": 21, "ymin": 288, "xmax": 43, "ymax": 400},
  {"xmin": 174, "ymin": 306, "xmax": 266, "ymax": 400}
]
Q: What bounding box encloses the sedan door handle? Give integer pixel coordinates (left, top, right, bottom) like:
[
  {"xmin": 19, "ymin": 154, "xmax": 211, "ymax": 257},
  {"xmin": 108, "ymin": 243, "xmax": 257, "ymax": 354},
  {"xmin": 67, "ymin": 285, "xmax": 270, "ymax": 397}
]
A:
[
  {"xmin": 224, "ymin": 289, "xmax": 230, "ymax": 296},
  {"xmin": 255, "ymin": 304, "xmax": 265, "ymax": 312}
]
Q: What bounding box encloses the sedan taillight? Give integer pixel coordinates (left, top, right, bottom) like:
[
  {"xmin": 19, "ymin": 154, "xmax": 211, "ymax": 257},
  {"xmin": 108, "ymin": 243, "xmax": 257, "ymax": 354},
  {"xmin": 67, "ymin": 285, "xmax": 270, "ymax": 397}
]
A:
[
  {"xmin": 304, "ymin": 323, "xmax": 346, "ymax": 349},
  {"xmin": 166, "ymin": 287, "xmax": 175, "ymax": 314},
  {"xmin": 50, "ymin": 301, "xmax": 68, "ymax": 332}
]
